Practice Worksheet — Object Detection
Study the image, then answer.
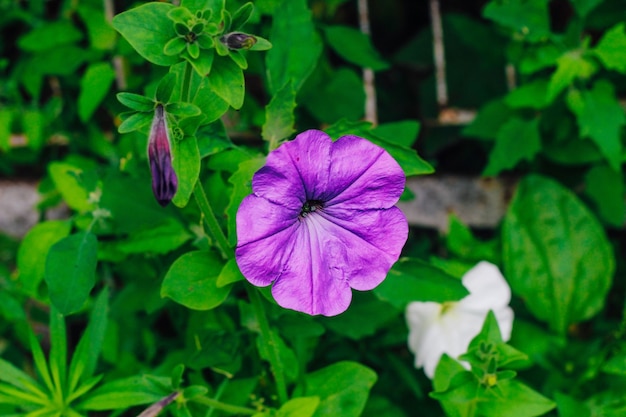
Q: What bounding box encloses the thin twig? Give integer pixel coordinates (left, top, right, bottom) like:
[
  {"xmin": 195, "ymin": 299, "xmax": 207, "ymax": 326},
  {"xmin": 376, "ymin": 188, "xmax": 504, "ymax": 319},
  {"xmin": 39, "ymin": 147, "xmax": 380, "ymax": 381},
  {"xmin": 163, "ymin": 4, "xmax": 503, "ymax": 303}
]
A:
[
  {"xmin": 358, "ymin": 0, "xmax": 378, "ymax": 125},
  {"xmin": 505, "ymin": 63, "xmax": 517, "ymax": 91},
  {"xmin": 429, "ymin": 0, "xmax": 447, "ymax": 108}
]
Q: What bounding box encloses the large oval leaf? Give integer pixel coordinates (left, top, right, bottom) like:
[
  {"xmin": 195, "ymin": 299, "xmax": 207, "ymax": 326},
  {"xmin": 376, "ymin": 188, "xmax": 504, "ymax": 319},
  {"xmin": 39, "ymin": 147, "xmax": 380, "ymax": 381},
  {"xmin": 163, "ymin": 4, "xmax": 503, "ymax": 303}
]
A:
[
  {"xmin": 502, "ymin": 175, "xmax": 614, "ymax": 334},
  {"xmin": 161, "ymin": 250, "xmax": 231, "ymax": 310}
]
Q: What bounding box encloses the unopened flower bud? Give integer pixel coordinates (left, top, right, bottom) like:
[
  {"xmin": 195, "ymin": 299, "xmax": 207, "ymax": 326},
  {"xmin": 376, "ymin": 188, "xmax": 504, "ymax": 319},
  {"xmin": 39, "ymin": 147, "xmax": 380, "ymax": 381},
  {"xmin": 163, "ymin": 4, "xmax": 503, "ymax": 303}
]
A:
[
  {"xmin": 148, "ymin": 104, "xmax": 178, "ymax": 206},
  {"xmin": 219, "ymin": 32, "xmax": 257, "ymax": 49}
]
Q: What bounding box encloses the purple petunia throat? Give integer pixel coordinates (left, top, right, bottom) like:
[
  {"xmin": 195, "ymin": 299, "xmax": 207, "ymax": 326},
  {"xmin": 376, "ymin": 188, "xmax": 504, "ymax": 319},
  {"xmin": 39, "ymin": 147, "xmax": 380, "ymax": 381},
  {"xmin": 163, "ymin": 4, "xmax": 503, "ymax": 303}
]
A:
[{"xmin": 235, "ymin": 130, "xmax": 408, "ymax": 316}]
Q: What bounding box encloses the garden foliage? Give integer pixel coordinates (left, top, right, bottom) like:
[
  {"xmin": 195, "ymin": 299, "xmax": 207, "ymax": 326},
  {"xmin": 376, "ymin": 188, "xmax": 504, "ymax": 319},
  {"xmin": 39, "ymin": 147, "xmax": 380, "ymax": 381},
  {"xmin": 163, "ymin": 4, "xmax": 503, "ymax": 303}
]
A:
[{"xmin": 0, "ymin": 0, "xmax": 624, "ymax": 416}]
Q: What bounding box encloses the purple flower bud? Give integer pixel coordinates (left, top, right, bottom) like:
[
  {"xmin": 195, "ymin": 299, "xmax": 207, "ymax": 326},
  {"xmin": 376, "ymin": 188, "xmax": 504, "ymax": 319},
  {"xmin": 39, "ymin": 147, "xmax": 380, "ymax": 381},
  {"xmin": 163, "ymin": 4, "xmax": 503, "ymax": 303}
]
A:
[
  {"xmin": 219, "ymin": 32, "xmax": 257, "ymax": 49},
  {"xmin": 148, "ymin": 104, "xmax": 177, "ymax": 207}
]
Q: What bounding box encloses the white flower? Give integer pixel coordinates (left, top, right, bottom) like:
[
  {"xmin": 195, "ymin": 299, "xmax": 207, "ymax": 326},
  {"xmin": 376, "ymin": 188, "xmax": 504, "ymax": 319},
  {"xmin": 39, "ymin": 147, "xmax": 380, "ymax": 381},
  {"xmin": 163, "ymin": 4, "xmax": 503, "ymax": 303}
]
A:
[{"xmin": 406, "ymin": 261, "xmax": 514, "ymax": 379}]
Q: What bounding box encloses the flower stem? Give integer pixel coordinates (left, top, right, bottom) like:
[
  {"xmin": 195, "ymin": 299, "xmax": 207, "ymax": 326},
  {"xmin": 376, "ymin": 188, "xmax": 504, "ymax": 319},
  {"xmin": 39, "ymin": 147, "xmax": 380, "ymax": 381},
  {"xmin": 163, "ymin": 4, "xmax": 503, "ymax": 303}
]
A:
[
  {"xmin": 192, "ymin": 182, "xmax": 233, "ymax": 260},
  {"xmin": 191, "ymin": 395, "xmax": 258, "ymax": 415},
  {"xmin": 247, "ymin": 286, "xmax": 288, "ymax": 405}
]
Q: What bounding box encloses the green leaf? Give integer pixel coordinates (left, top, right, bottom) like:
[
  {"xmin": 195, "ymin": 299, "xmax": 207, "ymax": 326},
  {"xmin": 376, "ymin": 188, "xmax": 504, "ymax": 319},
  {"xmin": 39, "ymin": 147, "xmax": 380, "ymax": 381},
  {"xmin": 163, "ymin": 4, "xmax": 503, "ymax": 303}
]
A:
[
  {"xmin": 266, "ymin": 0, "xmax": 322, "ymax": 94},
  {"xmin": 189, "ymin": 48, "xmax": 215, "ymax": 77},
  {"xmin": 483, "ymin": 117, "xmax": 541, "ymax": 177},
  {"xmin": 231, "ymin": 2, "xmax": 254, "ymax": 30},
  {"xmin": 164, "ymin": 36, "xmax": 187, "ymax": 56},
  {"xmin": 22, "ymin": 109, "xmax": 44, "ymax": 150},
  {"xmin": 0, "ymin": 291, "xmax": 26, "ymax": 322},
  {"xmin": 294, "ymin": 361, "xmax": 376, "ymax": 417},
  {"xmin": 49, "ymin": 308, "xmax": 68, "ymax": 399},
  {"xmin": 502, "ymin": 175, "xmax": 615, "ymax": 334},
  {"xmin": 518, "ymin": 42, "xmax": 561, "ymax": 74},
  {"xmin": 114, "ymin": 219, "xmax": 191, "ymax": 255},
  {"xmin": 79, "ymin": 375, "xmax": 170, "ymax": 410},
  {"xmin": 462, "ymin": 99, "xmax": 514, "ymax": 140},
  {"xmin": 161, "ymin": 251, "xmax": 232, "ymax": 310},
  {"xmin": 117, "ymin": 93, "xmax": 155, "ymax": 112},
  {"xmin": 165, "ymin": 102, "xmax": 202, "ymax": 117},
  {"xmin": 48, "ymin": 162, "xmax": 96, "ymax": 212},
  {"xmin": 208, "ymin": 55, "xmax": 245, "ymax": 109},
  {"xmin": 249, "ymin": 36, "xmax": 272, "ymax": 51},
  {"xmin": 216, "ymin": 258, "xmax": 245, "ymax": 287},
  {"xmin": 226, "ymin": 157, "xmax": 266, "ymax": 246},
  {"xmin": 68, "ymin": 288, "xmax": 109, "ymax": 393},
  {"xmin": 18, "ymin": 20, "xmax": 83, "ymax": 51},
  {"xmin": 476, "ymin": 380, "xmax": 556, "ymax": 416},
  {"xmin": 555, "ymin": 392, "xmax": 592, "ymax": 417},
  {"xmin": 172, "ymin": 136, "xmax": 201, "ymax": 208},
  {"xmin": 482, "ymin": 0, "xmax": 550, "ymax": 42},
  {"xmin": 45, "ymin": 232, "xmax": 99, "ymax": 316},
  {"xmin": 155, "ymin": 73, "xmax": 177, "ymax": 103},
  {"xmin": 566, "ymin": 80, "xmax": 625, "ymax": 170},
  {"xmin": 118, "ymin": 111, "xmax": 153, "ymax": 133},
  {"xmin": 584, "ymin": 164, "xmax": 625, "ymax": 226},
  {"xmin": 301, "ymin": 68, "xmax": 365, "ymax": 124},
  {"xmin": 17, "ymin": 220, "xmax": 72, "ymax": 297},
  {"xmin": 323, "ymin": 25, "xmax": 388, "ymax": 71},
  {"xmin": 504, "ymin": 79, "xmax": 548, "ymax": 109},
  {"xmin": 0, "ymin": 358, "xmax": 46, "ymax": 397},
  {"xmin": 262, "ymin": 81, "xmax": 296, "ymax": 147},
  {"xmin": 446, "ymin": 214, "xmax": 499, "ymax": 263},
  {"xmin": 374, "ymin": 258, "xmax": 468, "ymax": 309},
  {"xmin": 547, "ymin": 51, "xmax": 597, "ymax": 103},
  {"xmin": 0, "ymin": 108, "xmax": 13, "ymax": 152},
  {"xmin": 592, "ymin": 22, "xmax": 626, "ymax": 73},
  {"xmin": 278, "ymin": 397, "xmax": 320, "ymax": 417},
  {"xmin": 112, "ymin": 2, "xmax": 180, "ymax": 66},
  {"xmin": 372, "ymin": 120, "xmax": 421, "ymax": 148},
  {"xmin": 193, "ymin": 77, "xmax": 230, "ymax": 123},
  {"xmin": 78, "ymin": 62, "xmax": 116, "ymax": 122},
  {"xmin": 229, "ymin": 50, "xmax": 248, "ymax": 69},
  {"xmin": 77, "ymin": 5, "xmax": 117, "ymax": 50}
]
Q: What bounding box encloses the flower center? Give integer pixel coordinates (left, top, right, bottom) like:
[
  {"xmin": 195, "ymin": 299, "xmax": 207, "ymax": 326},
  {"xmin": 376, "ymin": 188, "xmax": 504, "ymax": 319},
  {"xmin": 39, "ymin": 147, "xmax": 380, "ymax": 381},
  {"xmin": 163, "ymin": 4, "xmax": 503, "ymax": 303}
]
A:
[{"xmin": 299, "ymin": 199, "xmax": 324, "ymax": 219}]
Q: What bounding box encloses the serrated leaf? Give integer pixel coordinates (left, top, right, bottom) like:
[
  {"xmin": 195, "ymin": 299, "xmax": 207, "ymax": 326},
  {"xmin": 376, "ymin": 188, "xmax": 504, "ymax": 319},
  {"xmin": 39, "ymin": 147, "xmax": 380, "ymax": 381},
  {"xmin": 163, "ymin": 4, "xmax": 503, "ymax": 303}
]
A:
[
  {"xmin": 502, "ymin": 175, "xmax": 615, "ymax": 334},
  {"xmin": 45, "ymin": 232, "xmax": 99, "ymax": 316},
  {"xmin": 208, "ymin": 55, "xmax": 244, "ymax": 109},
  {"xmin": 483, "ymin": 117, "xmax": 541, "ymax": 176},
  {"xmin": 112, "ymin": 2, "xmax": 180, "ymax": 66},
  {"xmin": 547, "ymin": 51, "xmax": 597, "ymax": 103},
  {"xmin": 482, "ymin": 0, "xmax": 550, "ymax": 42},
  {"xmin": 266, "ymin": 0, "xmax": 322, "ymax": 94},
  {"xmin": 504, "ymin": 79, "xmax": 548, "ymax": 109},
  {"xmin": 593, "ymin": 23, "xmax": 626, "ymax": 73},
  {"xmin": 323, "ymin": 25, "xmax": 388, "ymax": 70},
  {"xmin": 566, "ymin": 80, "xmax": 625, "ymax": 170},
  {"xmin": 78, "ymin": 62, "xmax": 116, "ymax": 122},
  {"xmin": 161, "ymin": 251, "xmax": 232, "ymax": 310}
]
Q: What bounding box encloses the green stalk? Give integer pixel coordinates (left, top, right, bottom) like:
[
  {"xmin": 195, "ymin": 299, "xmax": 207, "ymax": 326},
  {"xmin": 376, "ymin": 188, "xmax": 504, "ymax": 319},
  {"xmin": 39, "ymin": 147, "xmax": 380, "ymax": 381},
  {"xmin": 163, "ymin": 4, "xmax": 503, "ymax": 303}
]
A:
[
  {"xmin": 179, "ymin": 61, "xmax": 288, "ymax": 405},
  {"xmin": 247, "ymin": 286, "xmax": 288, "ymax": 405},
  {"xmin": 192, "ymin": 395, "xmax": 258, "ymax": 415}
]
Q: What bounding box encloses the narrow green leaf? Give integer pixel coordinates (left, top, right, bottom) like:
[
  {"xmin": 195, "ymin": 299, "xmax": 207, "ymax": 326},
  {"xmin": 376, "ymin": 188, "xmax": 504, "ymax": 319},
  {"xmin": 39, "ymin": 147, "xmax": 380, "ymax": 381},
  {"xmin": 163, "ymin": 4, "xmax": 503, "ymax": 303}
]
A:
[
  {"xmin": 49, "ymin": 308, "xmax": 68, "ymax": 402},
  {"xmin": 118, "ymin": 112, "xmax": 153, "ymax": 133},
  {"xmin": 161, "ymin": 251, "xmax": 232, "ymax": 310},
  {"xmin": 323, "ymin": 25, "xmax": 388, "ymax": 70},
  {"xmin": 18, "ymin": 220, "xmax": 72, "ymax": 297},
  {"xmin": 374, "ymin": 258, "xmax": 468, "ymax": 309},
  {"xmin": 0, "ymin": 383, "xmax": 49, "ymax": 406},
  {"xmin": 112, "ymin": 2, "xmax": 180, "ymax": 66},
  {"xmin": 231, "ymin": 2, "xmax": 254, "ymax": 30},
  {"xmin": 68, "ymin": 288, "xmax": 109, "ymax": 393},
  {"xmin": 117, "ymin": 93, "xmax": 155, "ymax": 112},
  {"xmin": 266, "ymin": 0, "xmax": 322, "ymax": 94},
  {"xmin": 172, "ymin": 136, "xmax": 201, "ymax": 208},
  {"xmin": 155, "ymin": 73, "xmax": 177, "ymax": 103},
  {"xmin": 78, "ymin": 375, "xmax": 170, "ymax": 410},
  {"xmin": 78, "ymin": 62, "xmax": 116, "ymax": 122},
  {"xmin": 165, "ymin": 102, "xmax": 202, "ymax": 117},
  {"xmin": 0, "ymin": 358, "xmax": 46, "ymax": 396},
  {"xmin": 262, "ymin": 81, "xmax": 296, "ymax": 147},
  {"xmin": 45, "ymin": 232, "xmax": 99, "ymax": 316},
  {"xmin": 503, "ymin": 175, "xmax": 615, "ymax": 334},
  {"xmin": 208, "ymin": 55, "xmax": 245, "ymax": 109},
  {"xmin": 216, "ymin": 258, "xmax": 245, "ymax": 287},
  {"xmin": 28, "ymin": 330, "xmax": 55, "ymax": 395}
]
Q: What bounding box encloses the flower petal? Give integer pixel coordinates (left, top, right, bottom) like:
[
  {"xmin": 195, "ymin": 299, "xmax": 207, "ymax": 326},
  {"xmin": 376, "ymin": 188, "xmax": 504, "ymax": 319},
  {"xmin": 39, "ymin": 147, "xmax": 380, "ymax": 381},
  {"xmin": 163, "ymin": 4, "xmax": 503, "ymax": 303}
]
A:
[
  {"xmin": 271, "ymin": 214, "xmax": 352, "ymax": 316},
  {"xmin": 317, "ymin": 207, "xmax": 408, "ymax": 290},
  {"xmin": 235, "ymin": 195, "xmax": 300, "ymax": 286},
  {"xmin": 324, "ymin": 135, "xmax": 405, "ymax": 209},
  {"xmin": 252, "ymin": 130, "xmax": 331, "ymax": 208},
  {"xmin": 459, "ymin": 261, "xmax": 512, "ymax": 311}
]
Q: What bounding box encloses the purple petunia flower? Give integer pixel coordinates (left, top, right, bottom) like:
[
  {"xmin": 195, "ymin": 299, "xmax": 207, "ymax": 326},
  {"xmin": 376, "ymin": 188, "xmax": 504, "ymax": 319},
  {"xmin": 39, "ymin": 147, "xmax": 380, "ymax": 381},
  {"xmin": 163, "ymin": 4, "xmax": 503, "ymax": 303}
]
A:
[
  {"xmin": 235, "ymin": 130, "xmax": 408, "ymax": 316},
  {"xmin": 148, "ymin": 104, "xmax": 177, "ymax": 207}
]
